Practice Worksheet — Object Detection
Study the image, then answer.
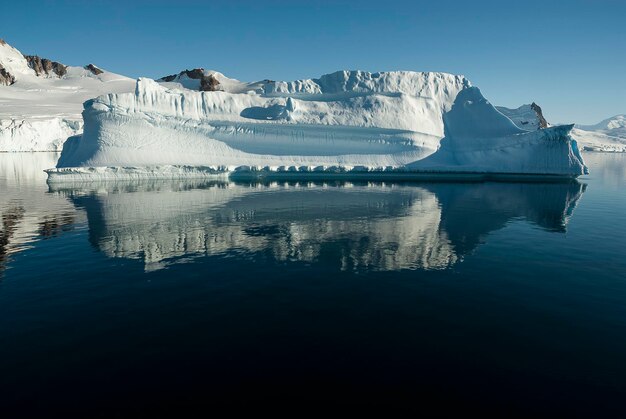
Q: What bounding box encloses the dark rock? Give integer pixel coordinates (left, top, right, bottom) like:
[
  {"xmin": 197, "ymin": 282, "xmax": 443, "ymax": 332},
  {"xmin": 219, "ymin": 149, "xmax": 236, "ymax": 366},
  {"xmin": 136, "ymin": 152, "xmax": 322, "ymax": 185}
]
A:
[
  {"xmin": 0, "ymin": 65, "xmax": 16, "ymax": 86},
  {"xmin": 183, "ymin": 68, "xmax": 205, "ymax": 80},
  {"xmin": 159, "ymin": 73, "xmax": 177, "ymax": 82},
  {"xmin": 25, "ymin": 55, "xmax": 67, "ymax": 78},
  {"xmin": 84, "ymin": 64, "xmax": 104, "ymax": 75},
  {"xmin": 0, "ymin": 39, "xmax": 6, "ymax": 46},
  {"xmin": 158, "ymin": 68, "xmax": 222, "ymax": 91},
  {"xmin": 200, "ymin": 73, "xmax": 220, "ymax": 91},
  {"xmin": 531, "ymin": 102, "xmax": 549, "ymax": 129}
]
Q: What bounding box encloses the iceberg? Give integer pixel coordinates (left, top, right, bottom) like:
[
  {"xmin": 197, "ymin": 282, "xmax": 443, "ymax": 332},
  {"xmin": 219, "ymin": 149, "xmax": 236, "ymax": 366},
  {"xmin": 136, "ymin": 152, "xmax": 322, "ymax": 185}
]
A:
[{"xmin": 47, "ymin": 70, "xmax": 587, "ymax": 181}]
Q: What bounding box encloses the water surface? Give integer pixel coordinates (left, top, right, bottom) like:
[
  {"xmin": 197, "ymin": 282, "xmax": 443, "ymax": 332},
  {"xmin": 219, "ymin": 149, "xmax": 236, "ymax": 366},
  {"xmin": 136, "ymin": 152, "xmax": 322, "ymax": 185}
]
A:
[{"xmin": 1, "ymin": 153, "xmax": 625, "ymax": 415}]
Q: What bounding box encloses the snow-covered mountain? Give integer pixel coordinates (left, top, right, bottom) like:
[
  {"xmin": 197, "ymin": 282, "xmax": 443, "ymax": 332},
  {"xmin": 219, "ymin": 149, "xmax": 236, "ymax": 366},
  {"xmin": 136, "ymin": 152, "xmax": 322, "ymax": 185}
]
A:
[
  {"xmin": 497, "ymin": 102, "xmax": 626, "ymax": 153},
  {"xmin": 571, "ymin": 115, "xmax": 626, "ymax": 152},
  {"xmin": 49, "ymin": 71, "xmax": 587, "ymax": 180},
  {"xmin": 577, "ymin": 115, "xmax": 626, "ymax": 133},
  {"xmin": 158, "ymin": 68, "xmax": 267, "ymax": 93},
  {"xmin": 0, "ymin": 39, "xmax": 135, "ymax": 151}
]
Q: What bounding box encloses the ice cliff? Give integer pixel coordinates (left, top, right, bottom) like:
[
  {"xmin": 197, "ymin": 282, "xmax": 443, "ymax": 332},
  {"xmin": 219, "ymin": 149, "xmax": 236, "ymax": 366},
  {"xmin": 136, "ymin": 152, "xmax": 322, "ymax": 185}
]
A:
[{"xmin": 49, "ymin": 70, "xmax": 587, "ymax": 180}]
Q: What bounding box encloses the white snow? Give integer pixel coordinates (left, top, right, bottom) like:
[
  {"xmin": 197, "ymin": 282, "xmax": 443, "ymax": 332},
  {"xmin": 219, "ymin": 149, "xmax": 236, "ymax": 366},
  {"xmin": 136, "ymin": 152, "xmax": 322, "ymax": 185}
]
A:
[
  {"xmin": 408, "ymin": 88, "xmax": 587, "ymax": 175},
  {"xmin": 577, "ymin": 115, "xmax": 626, "ymax": 133},
  {"xmin": 498, "ymin": 101, "xmax": 626, "ymax": 153},
  {"xmin": 0, "ymin": 40, "xmax": 34, "ymax": 77},
  {"xmin": 50, "ymin": 73, "xmax": 587, "ymax": 180},
  {"xmin": 572, "ymin": 115, "xmax": 626, "ymax": 152},
  {"xmin": 496, "ymin": 104, "xmax": 545, "ymax": 131},
  {"xmin": 0, "ymin": 40, "xmax": 135, "ymax": 151},
  {"xmin": 160, "ymin": 69, "xmax": 266, "ymax": 94}
]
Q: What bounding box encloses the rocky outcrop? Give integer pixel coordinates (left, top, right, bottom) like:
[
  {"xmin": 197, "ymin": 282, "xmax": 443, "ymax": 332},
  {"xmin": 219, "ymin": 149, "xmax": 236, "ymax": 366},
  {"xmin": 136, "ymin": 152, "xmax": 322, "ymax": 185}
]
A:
[
  {"xmin": 24, "ymin": 55, "xmax": 67, "ymax": 77},
  {"xmin": 200, "ymin": 73, "xmax": 220, "ymax": 91},
  {"xmin": 84, "ymin": 64, "xmax": 104, "ymax": 76},
  {"xmin": 159, "ymin": 74, "xmax": 177, "ymax": 82},
  {"xmin": 0, "ymin": 65, "xmax": 15, "ymax": 86},
  {"xmin": 159, "ymin": 68, "xmax": 222, "ymax": 91},
  {"xmin": 531, "ymin": 102, "xmax": 548, "ymax": 129}
]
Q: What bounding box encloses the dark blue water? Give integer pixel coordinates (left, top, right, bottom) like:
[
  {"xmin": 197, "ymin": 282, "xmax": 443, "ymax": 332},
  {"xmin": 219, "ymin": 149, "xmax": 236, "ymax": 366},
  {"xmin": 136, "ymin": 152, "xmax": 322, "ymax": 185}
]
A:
[{"xmin": 1, "ymin": 153, "xmax": 625, "ymax": 415}]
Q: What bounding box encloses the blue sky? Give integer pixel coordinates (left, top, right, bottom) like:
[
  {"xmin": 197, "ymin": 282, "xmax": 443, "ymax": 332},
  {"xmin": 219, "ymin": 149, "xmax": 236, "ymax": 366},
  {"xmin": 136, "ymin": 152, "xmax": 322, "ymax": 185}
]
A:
[{"xmin": 1, "ymin": 0, "xmax": 624, "ymax": 124}]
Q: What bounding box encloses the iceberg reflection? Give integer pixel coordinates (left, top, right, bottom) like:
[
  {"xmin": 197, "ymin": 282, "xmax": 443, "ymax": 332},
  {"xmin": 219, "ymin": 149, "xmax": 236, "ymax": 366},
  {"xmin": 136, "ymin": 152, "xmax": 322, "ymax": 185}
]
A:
[
  {"xmin": 51, "ymin": 179, "xmax": 586, "ymax": 272},
  {"xmin": 0, "ymin": 153, "xmax": 79, "ymax": 276}
]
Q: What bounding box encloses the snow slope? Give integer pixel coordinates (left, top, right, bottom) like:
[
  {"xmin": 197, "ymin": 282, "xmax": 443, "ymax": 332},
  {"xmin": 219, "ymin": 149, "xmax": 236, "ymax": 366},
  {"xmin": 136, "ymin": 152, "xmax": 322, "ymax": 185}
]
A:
[
  {"xmin": 496, "ymin": 103, "xmax": 548, "ymax": 131},
  {"xmin": 578, "ymin": 115, "xmax": 626, "ymax": 133},
  {"xmin": 159, "ymin": 68, "xmax": 266, "ymax": 93},
  {"xmin": 0, "ymin": 40, "xmax": 135, "ymax": 151},
  {"xmin": 50, "ymin": 72, "xmax": 586, "ymax": 180},
  {"xmin": 0, "ymin": 39, "xmax": 34, "ymax": 79},
  {"xmin": 572, "ymin": 115, "xmax": 626, "ymax": 152}
]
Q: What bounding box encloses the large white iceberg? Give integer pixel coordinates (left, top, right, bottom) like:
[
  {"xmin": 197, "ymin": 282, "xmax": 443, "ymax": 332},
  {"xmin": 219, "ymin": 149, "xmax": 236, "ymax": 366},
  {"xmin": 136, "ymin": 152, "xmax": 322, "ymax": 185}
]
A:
[{"xmin": 48, "ymin": 70, "xmax": 587, "ymax": 180}]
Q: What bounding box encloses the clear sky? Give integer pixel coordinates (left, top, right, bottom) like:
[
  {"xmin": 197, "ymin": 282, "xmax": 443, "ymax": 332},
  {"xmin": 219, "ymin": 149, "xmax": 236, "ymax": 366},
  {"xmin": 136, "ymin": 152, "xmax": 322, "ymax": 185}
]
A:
[{"xmin": 1, "ymin": 0, "xmax": 624, "ymax": 124}]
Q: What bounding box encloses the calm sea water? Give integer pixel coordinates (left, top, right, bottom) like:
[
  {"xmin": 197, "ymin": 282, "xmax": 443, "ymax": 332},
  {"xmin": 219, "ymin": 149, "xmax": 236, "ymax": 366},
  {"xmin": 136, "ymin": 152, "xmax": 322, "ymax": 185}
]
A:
[{"xmin": 1, "ymin": 153, "xmax": 625, "ymax": 415}]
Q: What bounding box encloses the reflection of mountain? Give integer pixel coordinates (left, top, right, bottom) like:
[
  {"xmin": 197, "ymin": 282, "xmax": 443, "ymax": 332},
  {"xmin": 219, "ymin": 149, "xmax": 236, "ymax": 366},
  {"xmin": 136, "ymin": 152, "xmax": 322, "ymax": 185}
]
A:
[
  {"xmin": 55, "ymin": 178, "xmax": 585, "ymax": 273},
  {"xmin": 0, "ymin": 153, "xmax": 80, "ymax": 275}
]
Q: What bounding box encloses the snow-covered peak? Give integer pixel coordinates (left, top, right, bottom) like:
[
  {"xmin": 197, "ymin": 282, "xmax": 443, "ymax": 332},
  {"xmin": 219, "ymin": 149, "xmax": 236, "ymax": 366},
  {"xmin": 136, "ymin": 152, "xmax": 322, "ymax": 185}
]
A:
[
  {"xmin": 576, "ymin": 115, "xmax": 626, "ymax": 132},
  {"xmin": 0, "ymin": 39, "xmax": 35, "ymax": 83},
  {"xmin": 0, "ymin": 38, "xmax": 129, "ymax": 85},
  {"xmin": 0, "ymin": 39, "xmax": 70, "ymax": 81},
  {"xmin": 571, "ymin": 114, "xmax": 626, "ymax": 152},
  {"xmin": 158, "ymin": 68, "xmax": 266, "ymax": 94},
  {"xmin": 0, "ymin": 39, "xmax": 135, "ymax": 151}
]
